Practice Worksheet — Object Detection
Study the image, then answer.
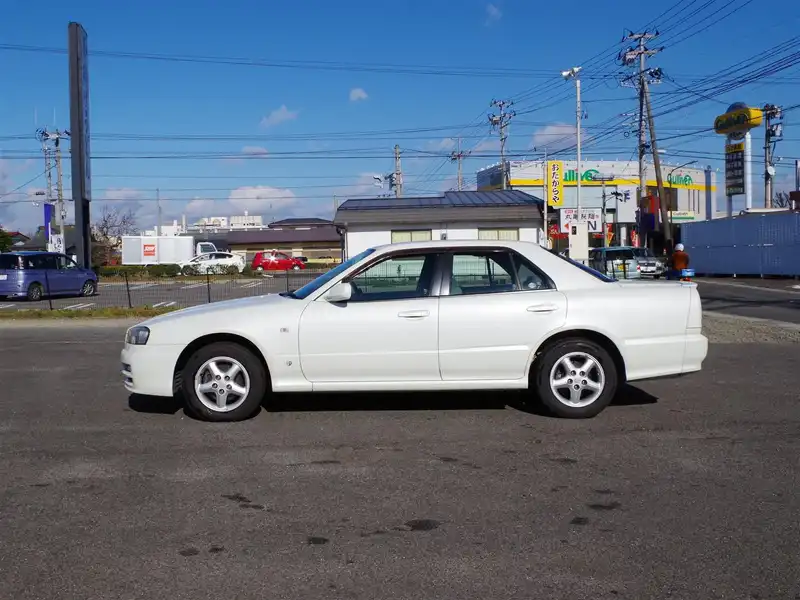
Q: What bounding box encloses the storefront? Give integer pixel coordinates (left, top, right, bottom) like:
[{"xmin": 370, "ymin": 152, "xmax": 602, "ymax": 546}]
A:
[{"xmin": 477, "ymin": 160, "xmax": 716, "ymax": 248}]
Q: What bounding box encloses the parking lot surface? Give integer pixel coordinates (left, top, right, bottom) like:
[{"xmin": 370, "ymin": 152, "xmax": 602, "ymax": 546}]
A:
[{"xmin": 1, "ymin": 322, "xmax": 799, "ymax": 599}]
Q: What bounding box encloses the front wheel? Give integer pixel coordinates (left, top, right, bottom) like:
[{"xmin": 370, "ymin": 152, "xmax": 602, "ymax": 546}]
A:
[
  {"xmin": 531, "ymin": 338, "xmax": 618, "ymax": 418},
  {"xmin": 81, "ymin": 280, "xmax": 97, "ymax": 297},
  {"xmin": 182, "ymin": 342, "xmax": 267, "ymax": 422}
]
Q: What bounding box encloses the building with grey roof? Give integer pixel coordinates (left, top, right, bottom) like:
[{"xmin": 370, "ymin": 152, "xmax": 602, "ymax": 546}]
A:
[{"xmin": 334, "ymin": 190, "xmax": 545, "ymax": 258}]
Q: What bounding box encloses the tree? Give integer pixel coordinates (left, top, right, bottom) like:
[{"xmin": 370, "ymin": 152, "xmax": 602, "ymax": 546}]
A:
[
  {"xmin": 92, "ymin": 206, "xmax": 138, "ymax": 265},
  {"xmin": 0, "ymin": 227, "xmax": 12, "ymax": 252}
]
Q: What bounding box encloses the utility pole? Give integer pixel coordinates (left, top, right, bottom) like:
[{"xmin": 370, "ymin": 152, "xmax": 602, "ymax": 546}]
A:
[
  {"xmin": 450, "ymin": 138, "xmax": 471, "ymax": 191},
  {"xmin": 489, "ymin": 99, "xmax": 515, "ymax": 190},
  {"xmin": 643, "ymin": 75, "xmax": 671, "ymax": 247},
  {"xmin": 156, "ymin": 188, "xmax": 162, "ymax": 236},
  {"xmin": 620, "ymin": 31, "xmax": 662, "ymax": 248},
  {"xmin": 53, "ymin": 131, "xmax": 67, "ymax": 228},
  {"xmin": 393, "ymin": 144, "xmax": 403, "ymax": 198},
  {"xmin": 763, "ymin": 104, "xmax": 783, "ymax": 208},
  {"xmin": 36, "ymin": 128, "xmax": 70, "ymax": 247}
]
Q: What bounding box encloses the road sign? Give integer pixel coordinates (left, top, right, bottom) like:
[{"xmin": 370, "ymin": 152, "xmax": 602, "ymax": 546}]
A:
[{"xmin": 559, "ymin": 208, "xmax": 603, "ymax": 234}]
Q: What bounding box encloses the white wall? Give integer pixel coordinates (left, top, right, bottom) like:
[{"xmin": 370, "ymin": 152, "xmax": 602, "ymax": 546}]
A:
[{"xmin": 344, "ymin": 220, "xmax": 543, "ymax": 258}]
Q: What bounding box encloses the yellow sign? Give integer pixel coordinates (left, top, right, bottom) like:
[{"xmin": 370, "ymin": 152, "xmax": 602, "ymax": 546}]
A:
[
  {"xmin": 546, "ymin": 160, "xmax": 564, "ymax": 207},
  {"xmin": 725, "ymin": 142, "xmax": 745, "ymax": 153},
  {"xmin": 714, "ymin": 107, "xmax": 763, "ymax": 136}
]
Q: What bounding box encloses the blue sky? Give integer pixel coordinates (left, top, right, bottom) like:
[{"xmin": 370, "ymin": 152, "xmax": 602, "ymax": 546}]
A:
[{"xmin": 1, "ymin": 0, "xmax": 798, "ymax": 233}]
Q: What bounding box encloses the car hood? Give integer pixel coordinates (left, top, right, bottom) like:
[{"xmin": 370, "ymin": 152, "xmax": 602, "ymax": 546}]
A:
[{"xmin": 140, "ymin": 293, "xmax": 291, "ymax": 329}]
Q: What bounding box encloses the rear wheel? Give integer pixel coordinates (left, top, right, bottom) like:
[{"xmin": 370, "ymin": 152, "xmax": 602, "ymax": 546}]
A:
[
  {"xmin": 291, "ymin": 264, "xmax": 300, "ymax": 271},
  {"xmin": 531, "ymin": 338, "xmax": 618, "ymax": 418},
  {"xmin": 182, "ymin": 342, "xmax": 267, "ymax": 422},
  {"xmin": 27, "ymin": 283, "xmax": 44, "ymax": 302}
]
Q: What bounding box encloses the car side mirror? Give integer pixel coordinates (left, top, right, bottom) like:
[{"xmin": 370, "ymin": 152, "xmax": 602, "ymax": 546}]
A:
[{"xmin": 324, "ymin": 281, "xmax": 352, "ymax": 303}]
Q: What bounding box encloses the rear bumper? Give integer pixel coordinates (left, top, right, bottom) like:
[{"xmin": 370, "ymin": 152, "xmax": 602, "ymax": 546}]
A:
[{"xmin": 682, "ymin": 332, "xmax": 708, "ymax": 373}]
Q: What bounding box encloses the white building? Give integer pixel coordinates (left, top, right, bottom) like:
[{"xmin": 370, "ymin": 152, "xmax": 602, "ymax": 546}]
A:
[
  {"xmin": 477, "ymin": 159, "xmax": 717, "ymax": 246},
  {"xmin": 334, "ymin": 190, "xmax": 544, "ymax": 258}
]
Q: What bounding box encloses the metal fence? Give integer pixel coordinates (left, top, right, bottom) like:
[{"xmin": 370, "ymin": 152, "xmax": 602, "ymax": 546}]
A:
[
  {"xmin": 681, "ymin": 212, "xmax": 800, "ymax": 276},
  {"xmin": 0, "ymin": 270, "xmax": 321, "ymax": 312}
]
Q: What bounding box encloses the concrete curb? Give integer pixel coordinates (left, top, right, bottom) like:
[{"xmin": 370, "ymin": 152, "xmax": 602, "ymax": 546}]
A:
[{"xmin": 703, "ymin": 310, "xmax": 800, "ymax": 332}]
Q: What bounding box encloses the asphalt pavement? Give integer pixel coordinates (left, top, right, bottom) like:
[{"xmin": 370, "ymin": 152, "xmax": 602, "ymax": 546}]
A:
[
  {"xmin": 1, "ymin": 322, "xmax": 798, "ymax": 599},
  {"xmin": 697, "ymin": 278, "xmax": 800, "ymax": 324}
]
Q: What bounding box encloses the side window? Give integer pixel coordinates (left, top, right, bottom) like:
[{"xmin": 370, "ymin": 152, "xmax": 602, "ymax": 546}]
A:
[
  {"xmin": 450, "ymin": 253, "xmax": 514, "ymax": 296},
  {"xmin": 449, "ymin": 251, "xmax": 553, "ymax": 296},
  {"xmin": 348, "ymin": 254, "xmax": 435, "ymax": 302},
  {"xmin": 31, "ymin": 255, "xmax": 58, "ymax": 270}
]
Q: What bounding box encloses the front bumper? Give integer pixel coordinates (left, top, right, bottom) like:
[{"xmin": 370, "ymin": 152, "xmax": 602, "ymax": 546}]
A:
[{"xmin": 120, "ymin": 343, "xmax": 183, "ymax": 397}]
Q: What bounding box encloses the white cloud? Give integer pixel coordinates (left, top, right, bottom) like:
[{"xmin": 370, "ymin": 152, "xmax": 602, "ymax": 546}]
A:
[
  {"xmin": 349, "ymin": 88, "xmax": 368, "ymax": 102},
  {"xmin": 427, "ymin": 138, "xmax": 456, "ymax": 151},
  {"xmin": 530, "ymin": 122, "xmax": 591, "ymax": 153},
  {"xmin": 485, "ymin": 3, "xmax": 502, "ymax": 24},
  {"xmin": 474, "ymin": 138, "xmax": 500, "ymax": 153},
  {"xmin": 225, "ymin": 185, "xmax": 298, "ymax": 214},
  {"xmin": 240, "ymin": 145, "xmax": 269, "ymax": 157},
  {"xmin": 260, "ymin": 105, "xmax": 299, "ymax": 128}
]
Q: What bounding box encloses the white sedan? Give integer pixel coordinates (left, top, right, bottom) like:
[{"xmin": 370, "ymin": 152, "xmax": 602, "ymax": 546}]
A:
[
  {"xmin": 178, "ymin": 252, "xmax": 245, "ymax": 274},
  {"xmin": 121, "ymin": 240, "xmax": 708, "ymax": 422}
]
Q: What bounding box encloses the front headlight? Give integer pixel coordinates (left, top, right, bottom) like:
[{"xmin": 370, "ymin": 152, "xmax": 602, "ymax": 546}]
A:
[{"xmin": 126, "ymin": 326, "xmax": 150, "ymax": 345}]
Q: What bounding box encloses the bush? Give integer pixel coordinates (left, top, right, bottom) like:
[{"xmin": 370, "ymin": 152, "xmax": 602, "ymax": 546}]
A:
[{"xmin": 96, "ymin": 264, "xmax": 182, "ymax": 278}]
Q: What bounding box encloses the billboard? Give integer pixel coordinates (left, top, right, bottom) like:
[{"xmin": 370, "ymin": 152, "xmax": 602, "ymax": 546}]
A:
[
  {"xmin": 68, "ymin": 22, "xmax": 92, "ymax": 267},
  {"xmin": 546, "ymin": 160, "xmax": 564, "ymax": 207},
  {"xmin": 725, "ymin": 141, "xmax": 745, "ymax": 196},
  {"xmin": 714, "ymin": 104, "xmax": 763, "ymax": 137}
]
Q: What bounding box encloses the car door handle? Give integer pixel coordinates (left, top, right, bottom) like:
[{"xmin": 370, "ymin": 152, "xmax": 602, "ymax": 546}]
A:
[
  {"xmin": 527, "ymin": 304, "xmax": 559, "ymax": 313},
  {"xmin": 397, "ymin": 310, "xmax": 430, "ymax": 319}
]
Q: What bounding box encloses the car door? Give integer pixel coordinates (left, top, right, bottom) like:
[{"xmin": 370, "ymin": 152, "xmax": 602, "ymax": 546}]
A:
[
  {"xmin": 298, "ymin": 251, "xmax": 442, "ymax": 385},
  {"xmin": 36, "ymin": 254, "xmax": 64, "ymax": 294},
  {"xmin": 437, "ymin": 248, "xmax": 567, "ymax": 382},
  {"xmin": 55, "ymin": 254, "xmax": 83, "ymax": 294}
]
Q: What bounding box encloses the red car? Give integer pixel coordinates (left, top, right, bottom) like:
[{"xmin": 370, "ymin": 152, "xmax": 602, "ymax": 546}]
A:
[{"xmin": 251, "ymin": 251, "xmax": 306, "ymax": 271}]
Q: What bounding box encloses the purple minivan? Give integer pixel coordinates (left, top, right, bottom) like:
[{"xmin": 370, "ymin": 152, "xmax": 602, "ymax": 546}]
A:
[{"xmin": 0, "ymin": 251, "xmax": 98, "ymax": 301}]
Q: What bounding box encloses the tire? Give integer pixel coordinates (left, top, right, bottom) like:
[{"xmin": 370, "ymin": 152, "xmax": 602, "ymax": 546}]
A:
[
  {"xmin": 255, "ymin": 266, "xmax": 264, "ymax": 272},
  {"xmin": 531, "ymin": 338, "xmax": 618, "ymax": 419},
  {"xmin": 292, "ymin": 264, "xmax": 300, "ymax": 271},
  {"xmin": 81, "ymin": 280, "xmax": 97, "ymax": 297},
  {"xmin": 181, "ymin": 342, "xmax": 267, "ymax": 422},
  {"xmin": 27, "ymin": 283, "xmax": 44, "ymax": 302}
]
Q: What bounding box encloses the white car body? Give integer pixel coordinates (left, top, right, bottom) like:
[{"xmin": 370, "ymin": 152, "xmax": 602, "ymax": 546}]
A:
[
  {"xmin": 122, "ymin": 240, "xmax": 707, "ymax": 419},
  {"xmin": 178, "ymin": 252, "xmax": 245, "ymax": 274}
]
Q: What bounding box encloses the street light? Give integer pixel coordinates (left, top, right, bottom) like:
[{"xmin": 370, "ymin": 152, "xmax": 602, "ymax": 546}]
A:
[{"xmin": 562, "ymin": 67, "xmax": 583, "ymax": 218}]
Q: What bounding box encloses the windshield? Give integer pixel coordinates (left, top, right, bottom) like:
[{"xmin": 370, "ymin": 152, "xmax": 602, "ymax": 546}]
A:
[
  {"xmin": 289, "ymin": 248, "xmax": 376, "ymax": 299},
  {"xmin": 550, "ymin": 250, "xmax": 615, "ymax": 283}
]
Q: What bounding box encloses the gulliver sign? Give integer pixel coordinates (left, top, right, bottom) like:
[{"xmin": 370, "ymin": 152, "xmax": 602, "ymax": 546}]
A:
[{"xmin": 714, "ymin": 103, "xmax": 763, "ymax": 138}]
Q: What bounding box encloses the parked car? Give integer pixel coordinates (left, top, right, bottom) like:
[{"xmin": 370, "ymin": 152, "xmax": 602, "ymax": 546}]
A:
[
  {"xmin": 178, "ymin": 252, "xmax": 245, "ymax": 275},
  {"xmin": 0, "ymin": 251, "xmax": 98, "ymax": 301},
  {"xmin": 589, "ymin": 247, "xmax": 643, "ymax": 279},
  {"xmin": 121, "ymin": 240, "xmax": 707, "ymax": 422},
  {"xmin": 251, "ymin": 251, "xmax": 305, "ymax": 272}
]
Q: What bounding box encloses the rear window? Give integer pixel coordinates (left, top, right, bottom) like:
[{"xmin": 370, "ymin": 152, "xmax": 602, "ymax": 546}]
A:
[
  {"xmin": 550, "ymin": 250, "xmax": 614, "ymax": 282},
  {"xmin": 0, "ymin": 255, "xmax": 22, "ymax": 270}
]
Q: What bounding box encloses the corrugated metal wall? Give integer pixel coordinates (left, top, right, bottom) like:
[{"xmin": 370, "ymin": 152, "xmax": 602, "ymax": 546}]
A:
[{"xmin": 681, "ymin": 212, "xmax": 800, "ymax": 276}]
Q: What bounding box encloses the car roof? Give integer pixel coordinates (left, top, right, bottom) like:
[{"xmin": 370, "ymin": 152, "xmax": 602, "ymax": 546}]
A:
[{"xmin": 369, "ymin": 239, "xmax": 547, "ymax": 253}]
